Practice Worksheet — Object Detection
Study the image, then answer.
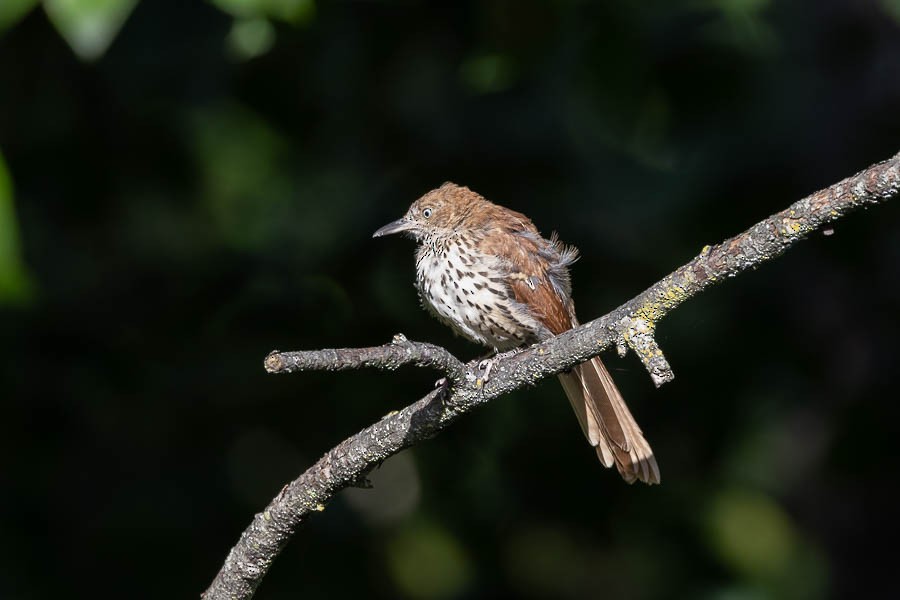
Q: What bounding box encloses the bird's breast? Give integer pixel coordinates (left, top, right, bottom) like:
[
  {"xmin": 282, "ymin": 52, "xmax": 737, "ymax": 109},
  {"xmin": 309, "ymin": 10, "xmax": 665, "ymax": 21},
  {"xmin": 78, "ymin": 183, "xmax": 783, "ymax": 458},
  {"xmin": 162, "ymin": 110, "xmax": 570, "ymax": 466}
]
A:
[{"xmin": 414, "ymin": 238, "xmax": 546, "ymax": 350}]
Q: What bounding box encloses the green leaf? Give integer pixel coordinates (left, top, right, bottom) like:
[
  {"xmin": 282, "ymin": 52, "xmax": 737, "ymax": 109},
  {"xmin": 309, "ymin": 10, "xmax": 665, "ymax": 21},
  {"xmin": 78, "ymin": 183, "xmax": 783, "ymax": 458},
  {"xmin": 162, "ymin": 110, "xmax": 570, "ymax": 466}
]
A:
[
  {"xmin": 44, "ymin": 0, "xmax": 138, "ymax": 61},
  {"xmin": 0, "ymin": 151, "xmax": 35, "ymax": 306},
  {"xmin": 0, "ymin": 0, "xmax": 38, "ymax": 34}
]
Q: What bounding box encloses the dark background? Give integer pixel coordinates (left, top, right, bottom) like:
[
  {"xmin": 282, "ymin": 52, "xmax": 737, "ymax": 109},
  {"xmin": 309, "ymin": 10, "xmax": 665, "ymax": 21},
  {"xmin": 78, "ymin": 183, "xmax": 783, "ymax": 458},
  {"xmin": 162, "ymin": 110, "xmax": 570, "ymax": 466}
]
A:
[{"xmin": 2, "ymin": 1, "xmax": 899, "ymax": 598}]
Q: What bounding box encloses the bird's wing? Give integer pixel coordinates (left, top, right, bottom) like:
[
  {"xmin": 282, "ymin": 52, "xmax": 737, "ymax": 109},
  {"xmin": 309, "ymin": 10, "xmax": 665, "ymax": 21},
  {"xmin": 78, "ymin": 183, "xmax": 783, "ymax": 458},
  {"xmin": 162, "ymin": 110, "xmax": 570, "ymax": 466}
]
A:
[{"xmin": 477, "ymin": 212, "xmax": 578, "ymax": 336}]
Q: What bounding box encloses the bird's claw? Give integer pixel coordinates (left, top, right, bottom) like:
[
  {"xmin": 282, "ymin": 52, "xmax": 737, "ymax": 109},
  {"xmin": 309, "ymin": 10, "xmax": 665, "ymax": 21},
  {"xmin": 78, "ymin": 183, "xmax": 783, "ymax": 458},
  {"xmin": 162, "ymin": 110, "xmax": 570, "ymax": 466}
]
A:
[{"xmin": 477, "ymin": 358, "xmax": 495, "ymax": 383}]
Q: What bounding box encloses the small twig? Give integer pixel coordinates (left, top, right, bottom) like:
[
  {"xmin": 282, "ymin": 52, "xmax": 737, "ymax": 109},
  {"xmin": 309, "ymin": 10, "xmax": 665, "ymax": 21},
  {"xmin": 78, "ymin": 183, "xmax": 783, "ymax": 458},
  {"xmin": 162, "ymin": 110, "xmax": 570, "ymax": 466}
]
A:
[
  {"xmin": 265, "ymin": 334, "xmax": 465, "ymax": 386},
  {"xmin": 203, "ymin": 150, "xmax": 899, "ymax": 600}
]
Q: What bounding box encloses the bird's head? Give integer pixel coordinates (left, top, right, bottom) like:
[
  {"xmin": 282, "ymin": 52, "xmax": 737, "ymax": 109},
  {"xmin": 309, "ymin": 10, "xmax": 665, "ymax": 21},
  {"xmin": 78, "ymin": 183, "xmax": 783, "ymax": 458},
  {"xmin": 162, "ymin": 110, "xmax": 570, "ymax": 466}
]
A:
[{"xmin": 373, "ymin": 182, "xmax": 483, "ymax": 241}]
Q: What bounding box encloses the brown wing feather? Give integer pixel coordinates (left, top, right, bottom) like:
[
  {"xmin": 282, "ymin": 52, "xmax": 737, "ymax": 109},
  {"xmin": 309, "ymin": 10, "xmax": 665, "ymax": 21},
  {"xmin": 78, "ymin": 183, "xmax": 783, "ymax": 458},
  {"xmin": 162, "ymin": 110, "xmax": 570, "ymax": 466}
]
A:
[{"xmin": 475, "ymin": 212, "xmax": 575, "ymax": 337}]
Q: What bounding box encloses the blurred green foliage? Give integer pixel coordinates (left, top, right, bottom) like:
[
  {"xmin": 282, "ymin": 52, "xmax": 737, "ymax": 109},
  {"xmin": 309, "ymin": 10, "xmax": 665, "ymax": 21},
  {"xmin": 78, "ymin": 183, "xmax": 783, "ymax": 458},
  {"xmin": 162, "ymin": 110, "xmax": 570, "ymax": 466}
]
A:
[
  {"xmin": 883, "ymin": 0, "xmax": 900, "ymax": 24},
  {"xmin": 387, "ymin": 520, "xmax": 474, "ymax": 599},
  {"xmin": 1, "ymin": 0, "xmax": 316, "ymax": 61},
  {"xmin": 459, "ymin": 53, "xmax": 517, "ymax": 95},
  {"xmin": 0, "ymin": 1, "xmax": 898, "ymax": 599},
  {"xmin": 226, "ymin": 17, "xmax": 276, "ymax": 61},
  {"xmin": 0, "ymin": 0, "xmax": 38, "ymax": 33},
  {"xmin": 706, "ymin": 488, "xmax": 827, "ymax": 599},
  {"xmin": 707, "ymin": 490, "xmax": 796, "ymax": 583},
  {"xmin": 0, "ymin": 150, "xmax": 33, "ymax": 304},
  {"xmin": 210, "ymin": 0, "xmax": 315, "ymax": 25},
  {"xmin": 44, "ymin": 0, "xmax": 138, "ymax": 60}
]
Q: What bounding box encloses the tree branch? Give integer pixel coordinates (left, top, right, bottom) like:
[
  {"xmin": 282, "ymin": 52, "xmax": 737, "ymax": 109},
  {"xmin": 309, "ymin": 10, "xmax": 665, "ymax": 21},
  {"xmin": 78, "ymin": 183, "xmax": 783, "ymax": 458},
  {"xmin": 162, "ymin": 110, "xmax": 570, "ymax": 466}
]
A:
[
  {"xmin": 264, "ymin": 334, "xmax": 466, "ymax": 385},
  {"xmin": 203, "ymin": 150, "xmax": 899, "ymax": 599}
]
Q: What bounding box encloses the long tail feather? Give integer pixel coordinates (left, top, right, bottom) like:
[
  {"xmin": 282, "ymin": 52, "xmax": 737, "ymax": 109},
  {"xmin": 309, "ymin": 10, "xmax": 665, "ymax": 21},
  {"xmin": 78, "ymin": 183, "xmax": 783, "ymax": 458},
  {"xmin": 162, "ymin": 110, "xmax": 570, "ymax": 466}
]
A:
[{"xmin": 558, "ymin": 357, "xmax": 660, "ymax": 484}]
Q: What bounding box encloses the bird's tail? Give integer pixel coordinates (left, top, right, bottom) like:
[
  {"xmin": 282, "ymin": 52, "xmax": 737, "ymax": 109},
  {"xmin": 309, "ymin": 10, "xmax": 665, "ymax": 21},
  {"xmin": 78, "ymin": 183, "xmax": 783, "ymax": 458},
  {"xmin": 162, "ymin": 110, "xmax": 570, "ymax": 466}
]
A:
[{"xmin": 558, "ymin": 357, "xmax": 660, "ymax": 484}]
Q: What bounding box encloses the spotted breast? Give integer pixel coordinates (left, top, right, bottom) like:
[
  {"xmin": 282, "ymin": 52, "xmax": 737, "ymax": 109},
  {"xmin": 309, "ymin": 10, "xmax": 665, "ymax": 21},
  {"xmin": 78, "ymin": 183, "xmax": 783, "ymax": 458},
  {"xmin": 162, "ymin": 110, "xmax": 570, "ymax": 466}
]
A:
[{"xmin": 414, "ymin": 232, "xmax": 549, "ymax": 351}]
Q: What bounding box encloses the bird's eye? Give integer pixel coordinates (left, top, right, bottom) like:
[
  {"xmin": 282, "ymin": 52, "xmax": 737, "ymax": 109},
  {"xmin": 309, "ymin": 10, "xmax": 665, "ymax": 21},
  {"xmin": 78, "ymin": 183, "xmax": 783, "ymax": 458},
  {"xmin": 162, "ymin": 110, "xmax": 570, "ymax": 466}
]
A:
[{"xmin": 423, "ymin": 208, "xmax": 433, "ymax": 218}]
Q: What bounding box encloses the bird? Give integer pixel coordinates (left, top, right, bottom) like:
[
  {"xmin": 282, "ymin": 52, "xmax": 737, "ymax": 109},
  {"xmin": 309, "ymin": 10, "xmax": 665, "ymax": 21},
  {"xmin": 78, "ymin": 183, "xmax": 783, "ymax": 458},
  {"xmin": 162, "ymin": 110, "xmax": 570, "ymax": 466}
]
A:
[{"xmin": 373, "ymin": 182, "xmax": 660, "ymax": 484}]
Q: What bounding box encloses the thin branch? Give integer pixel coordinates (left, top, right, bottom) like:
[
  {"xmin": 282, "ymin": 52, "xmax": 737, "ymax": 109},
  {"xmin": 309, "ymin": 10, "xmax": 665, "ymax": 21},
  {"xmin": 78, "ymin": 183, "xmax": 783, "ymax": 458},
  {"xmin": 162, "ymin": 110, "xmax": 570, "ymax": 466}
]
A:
[
  {"xmin": 203, "ymin": 150, "xmax": 899, "ymax": 600},
  {"xmin": 265, "ymin": 334, "xmax": 465, "ymax": 385}
]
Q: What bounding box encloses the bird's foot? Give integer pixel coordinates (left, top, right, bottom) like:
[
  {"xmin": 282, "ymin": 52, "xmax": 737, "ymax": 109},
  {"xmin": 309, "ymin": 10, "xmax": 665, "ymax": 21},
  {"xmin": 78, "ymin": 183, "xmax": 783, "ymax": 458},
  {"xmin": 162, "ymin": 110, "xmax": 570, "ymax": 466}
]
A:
[
  {"xmin": 477, "ymin": 358, "xmax": 495, "ymax": 383},
  {"xmin": 473, "ymin": 348, "xmax": 523, "ymax": 388}
]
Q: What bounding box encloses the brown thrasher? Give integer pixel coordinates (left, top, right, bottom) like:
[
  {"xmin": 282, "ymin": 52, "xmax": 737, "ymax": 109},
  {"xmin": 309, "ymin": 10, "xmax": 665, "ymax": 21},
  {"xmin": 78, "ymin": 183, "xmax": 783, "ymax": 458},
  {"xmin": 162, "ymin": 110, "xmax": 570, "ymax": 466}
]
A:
[{"xmin": 373, "ymin": 182, "xmax": 659, "ymax": 484}]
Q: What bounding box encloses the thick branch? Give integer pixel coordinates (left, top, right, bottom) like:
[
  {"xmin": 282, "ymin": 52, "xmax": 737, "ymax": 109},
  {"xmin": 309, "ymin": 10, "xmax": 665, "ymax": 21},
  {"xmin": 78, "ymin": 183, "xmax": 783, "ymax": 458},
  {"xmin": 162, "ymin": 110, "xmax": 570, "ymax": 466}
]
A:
[{"xmin": 204, "ymin": 151, "xmax": 899, "ymax": 600}]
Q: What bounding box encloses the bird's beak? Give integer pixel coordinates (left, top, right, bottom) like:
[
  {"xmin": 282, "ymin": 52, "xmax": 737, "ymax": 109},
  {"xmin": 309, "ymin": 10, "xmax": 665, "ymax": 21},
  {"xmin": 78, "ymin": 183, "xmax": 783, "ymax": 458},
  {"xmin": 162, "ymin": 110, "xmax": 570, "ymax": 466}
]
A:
[{"xmin": 372, "ymin": 218, "xmax": 414, "ymax": 238}]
